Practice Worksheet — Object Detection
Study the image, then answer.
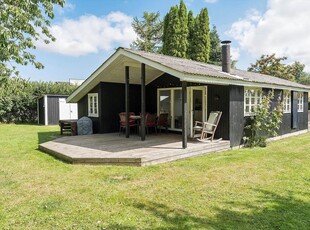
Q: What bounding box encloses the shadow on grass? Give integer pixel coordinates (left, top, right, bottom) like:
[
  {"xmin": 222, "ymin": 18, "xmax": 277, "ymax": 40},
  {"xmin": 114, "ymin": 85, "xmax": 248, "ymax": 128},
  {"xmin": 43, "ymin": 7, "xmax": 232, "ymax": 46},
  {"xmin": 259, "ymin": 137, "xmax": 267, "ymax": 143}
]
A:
[
  {"xmin": 37, "ymin": 131, "xmax": 61, "ymax": 144},
  {"xmin": 209, "ymin": 189, "xmax": 310, "ymax": 229},
  {"xmin": 107, "ymin": 189, "xmax": 310, "ymax": 229}
]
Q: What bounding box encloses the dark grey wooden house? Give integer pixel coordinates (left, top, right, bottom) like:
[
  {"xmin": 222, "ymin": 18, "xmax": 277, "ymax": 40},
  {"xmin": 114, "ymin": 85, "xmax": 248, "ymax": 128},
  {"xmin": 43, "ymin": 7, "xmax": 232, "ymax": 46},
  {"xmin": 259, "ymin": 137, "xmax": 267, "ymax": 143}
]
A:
[
  {"xmin": 67, "ymin": 42, "xmax": 309, "ymax": 148},
  {"xmin": 38, "ymin": 94, "xmax": 78, "ymax": 125}
]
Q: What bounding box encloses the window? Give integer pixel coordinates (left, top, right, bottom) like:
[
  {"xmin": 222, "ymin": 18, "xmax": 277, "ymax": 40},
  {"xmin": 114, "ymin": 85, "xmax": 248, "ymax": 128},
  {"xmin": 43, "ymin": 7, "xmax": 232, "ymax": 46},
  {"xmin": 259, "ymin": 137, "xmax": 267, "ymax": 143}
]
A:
[
  {"xmin": 88, "ymin": 93, "xmax": 99, "ymax": 117},
  {"xmin": 283, "ymin": 90, "xmax": 291, "ymax": 113},
  {"xmin": 297, "ymin": 92, "xmax": 304, "ymax": 112},
  {"xmin": 244, "ymin": 88, "xmax": 262, "ymax": 116}
]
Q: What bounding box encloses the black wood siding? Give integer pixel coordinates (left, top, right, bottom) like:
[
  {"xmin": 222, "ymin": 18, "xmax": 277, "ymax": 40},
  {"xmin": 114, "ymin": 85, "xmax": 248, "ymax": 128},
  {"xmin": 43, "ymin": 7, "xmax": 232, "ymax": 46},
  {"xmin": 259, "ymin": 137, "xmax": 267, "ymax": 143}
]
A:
[
  {"xmin": 76, "ymin": 72, "xmax": 308, "ymax": 141},
  {"xmin": 38, "ymin": 97, "xmax": 45, "ymax": 125},
  {"xmin": 146, "ymin": 73, "xmax": 183, "ymax": 113},
  {"xmin": 101, "ymin": 82, "xmax": 141, "ymax": 133},
  {"xmin": 297, "ymin": 92, "xmax": 308, "ymax": 130},
  {"xmin": 261, "ymin": 89, "xmax": 308, "ymax": 135},
  {"xmin": 207, "ymin": 85, "xmax": 230, "ymax": 140},
  {"xmin": 78, "ymin": 84, "xmax": 102, "ymax": 133},
  {"xmin": 229, "ymin": 85, "xmax": 244, "ymax": 146},
  {"xmin": 78, "ymin": 82, "xmax": 141, "ymax": 133},
  {"xmin": 291, "ymin": 91, "xmax": 298, "ymax": 129},
  {"xmin": 47, "ymin": 96, "xmax": 60, "ymax": 125}
]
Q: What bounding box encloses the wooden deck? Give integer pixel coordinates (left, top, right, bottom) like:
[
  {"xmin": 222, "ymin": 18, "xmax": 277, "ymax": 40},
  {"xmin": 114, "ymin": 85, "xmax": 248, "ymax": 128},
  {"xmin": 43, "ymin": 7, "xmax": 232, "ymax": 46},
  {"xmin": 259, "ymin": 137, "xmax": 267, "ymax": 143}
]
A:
[{"xmin": 39, "ymin": 133, "xmax": 231, "ymax": 166}]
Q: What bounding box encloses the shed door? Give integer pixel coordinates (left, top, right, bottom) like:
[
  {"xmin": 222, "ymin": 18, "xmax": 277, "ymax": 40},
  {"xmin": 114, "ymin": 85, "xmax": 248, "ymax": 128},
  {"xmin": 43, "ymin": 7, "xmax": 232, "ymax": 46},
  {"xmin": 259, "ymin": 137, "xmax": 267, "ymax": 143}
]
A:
[
  {"xmin": 59, "ymin": 98, "xmax": 71, "ymax": 120},
  {"xmin": 59, "ymin": 98, "xmax": 78, "ymax": 120},
  {"xmin": 70, "ymin": 103, "xmax": 78, "ymax": 119}
]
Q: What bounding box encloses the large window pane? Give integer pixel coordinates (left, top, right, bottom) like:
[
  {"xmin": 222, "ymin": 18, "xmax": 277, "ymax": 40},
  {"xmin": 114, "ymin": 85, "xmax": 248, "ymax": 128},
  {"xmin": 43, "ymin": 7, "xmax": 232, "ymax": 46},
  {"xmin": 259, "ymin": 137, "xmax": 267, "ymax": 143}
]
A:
[
  {"xmin": 173, "ymin": 90, "xmax": 182, "ymax": 129},
  {"xmin": 159, "ymin": 90, "xmax": 171, "ymax": 127},
  {"xmin": 193, "ymin": 90, "xmax": 203, "ymax": 122}
]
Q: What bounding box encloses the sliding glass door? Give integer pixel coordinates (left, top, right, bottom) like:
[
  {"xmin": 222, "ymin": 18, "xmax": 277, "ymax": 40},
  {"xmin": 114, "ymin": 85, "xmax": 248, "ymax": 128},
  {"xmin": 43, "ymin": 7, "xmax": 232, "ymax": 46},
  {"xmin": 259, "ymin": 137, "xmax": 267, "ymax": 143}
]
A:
[{"xmin": 158, "ymin": 86, "xmax": 207, "ymax": 134}]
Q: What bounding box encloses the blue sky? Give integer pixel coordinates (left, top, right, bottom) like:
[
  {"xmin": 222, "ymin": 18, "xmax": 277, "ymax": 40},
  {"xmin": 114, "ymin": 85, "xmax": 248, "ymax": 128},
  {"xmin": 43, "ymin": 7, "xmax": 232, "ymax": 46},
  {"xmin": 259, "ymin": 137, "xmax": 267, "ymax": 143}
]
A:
[{"xmin": 18, "ymin": 0, "xmax": 310, "ymax": 82}]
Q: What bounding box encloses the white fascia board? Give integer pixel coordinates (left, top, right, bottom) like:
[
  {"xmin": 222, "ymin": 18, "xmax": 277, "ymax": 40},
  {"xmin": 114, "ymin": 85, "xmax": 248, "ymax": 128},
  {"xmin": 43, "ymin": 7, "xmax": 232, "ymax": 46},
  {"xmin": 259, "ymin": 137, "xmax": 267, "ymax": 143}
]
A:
[
  {"xmin": 44, "ymin": 95, "xmax": 48, "ymax": 125},
  {"xmin": 37, "ymin": 99, "xmax": 39, "ymax": 125},
  {"xmin": 182, "ymin": 75, "xmax": 308, "ymax": 92}
]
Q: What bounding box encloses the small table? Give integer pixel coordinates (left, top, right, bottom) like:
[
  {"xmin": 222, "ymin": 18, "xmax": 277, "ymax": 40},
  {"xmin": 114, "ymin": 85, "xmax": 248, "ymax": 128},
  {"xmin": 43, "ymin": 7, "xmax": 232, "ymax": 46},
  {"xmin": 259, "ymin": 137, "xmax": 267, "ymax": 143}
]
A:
[
  {"xmin": 130, "ymin": 115, "xmax": 141, "ymax": 135},
  {"xmin": 130, "ymin": 115, "xmax": 141, "ymax": 120},
  {"xmin": 59, "ymin": 119, "xmax": 78, "ymax": 135}
]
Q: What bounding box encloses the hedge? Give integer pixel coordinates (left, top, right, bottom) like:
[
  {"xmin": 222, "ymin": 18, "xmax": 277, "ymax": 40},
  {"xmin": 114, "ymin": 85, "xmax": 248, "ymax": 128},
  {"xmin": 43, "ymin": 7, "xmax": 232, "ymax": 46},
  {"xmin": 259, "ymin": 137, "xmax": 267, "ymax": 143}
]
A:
[{"xmin": 0, "ymin": 77, "xmax": 77, "ymax": 123}]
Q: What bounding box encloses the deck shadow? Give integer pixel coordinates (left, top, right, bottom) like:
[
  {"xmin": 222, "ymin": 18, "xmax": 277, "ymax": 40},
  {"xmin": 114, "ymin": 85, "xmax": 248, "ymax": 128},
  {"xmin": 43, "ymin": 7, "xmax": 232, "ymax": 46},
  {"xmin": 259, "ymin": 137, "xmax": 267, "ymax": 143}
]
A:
[{"xmin": 37, "ymin": 131, "xmax": 61, "ymax": 144}]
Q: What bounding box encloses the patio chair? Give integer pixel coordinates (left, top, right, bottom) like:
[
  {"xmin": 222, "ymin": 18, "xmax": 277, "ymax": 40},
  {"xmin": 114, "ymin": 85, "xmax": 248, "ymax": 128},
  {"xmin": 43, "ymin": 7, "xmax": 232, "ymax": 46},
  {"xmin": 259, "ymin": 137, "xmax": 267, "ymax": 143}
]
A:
[
  {"xmin": 145, "ymin": 113, "xmax": 157, "ymax": 135},
  {"xmin": 192, "ymin": 111, "xmax": 222, "ymax": 142},
  {"xmin": 119, "ymin": 112, "xmax": 137, "ymax": 135},
  {"xmin": 157, "ymin": 113, "xmax": 169, "ymax": 133}
]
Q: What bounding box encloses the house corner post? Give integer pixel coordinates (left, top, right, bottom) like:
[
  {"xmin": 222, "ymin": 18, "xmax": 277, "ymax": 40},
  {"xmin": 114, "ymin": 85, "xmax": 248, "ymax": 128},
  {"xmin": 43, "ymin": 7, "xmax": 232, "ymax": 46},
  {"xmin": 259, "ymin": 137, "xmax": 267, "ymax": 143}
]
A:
[
  {"xmin": 125, "ymin": 66, "xmax": 130, "ymax": 138},
  {"xmin": 182, "ymin": 81, "xmax": 188, "ymax": 149},
  {"xmin": 141, "ymin": 63, "xmax": 146, "ymax": 141}
]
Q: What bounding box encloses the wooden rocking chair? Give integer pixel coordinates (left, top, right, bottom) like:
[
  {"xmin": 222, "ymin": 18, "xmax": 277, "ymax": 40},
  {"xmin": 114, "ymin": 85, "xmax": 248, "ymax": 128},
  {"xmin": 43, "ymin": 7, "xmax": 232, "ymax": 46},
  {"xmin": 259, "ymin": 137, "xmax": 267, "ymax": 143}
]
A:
[{"xmin": 192, "ymin": 111, "xmax": 222, "ymax": 142}]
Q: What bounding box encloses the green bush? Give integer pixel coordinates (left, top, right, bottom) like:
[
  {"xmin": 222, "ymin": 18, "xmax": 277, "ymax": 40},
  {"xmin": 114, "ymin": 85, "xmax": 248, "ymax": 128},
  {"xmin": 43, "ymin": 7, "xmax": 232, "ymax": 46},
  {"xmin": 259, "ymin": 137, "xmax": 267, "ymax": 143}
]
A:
[
  {"xmin": 0, "ymin": 77, "xmax": 77, "ymax": 123},
  {"xmin": 243, "ymin": 91, "xmax": 283, "ymax": 148}
]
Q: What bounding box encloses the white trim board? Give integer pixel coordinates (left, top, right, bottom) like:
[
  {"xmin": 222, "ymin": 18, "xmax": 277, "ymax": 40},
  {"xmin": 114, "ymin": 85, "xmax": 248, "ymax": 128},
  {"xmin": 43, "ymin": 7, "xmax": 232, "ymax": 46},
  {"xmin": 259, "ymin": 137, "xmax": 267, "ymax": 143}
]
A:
[
  {"xmin": 44, "ymin": 95, "xmax": 48, "ymax": 125},
  {"xmin": 267, "ymin": 129, "xmax": 308, "ymax": 142}
]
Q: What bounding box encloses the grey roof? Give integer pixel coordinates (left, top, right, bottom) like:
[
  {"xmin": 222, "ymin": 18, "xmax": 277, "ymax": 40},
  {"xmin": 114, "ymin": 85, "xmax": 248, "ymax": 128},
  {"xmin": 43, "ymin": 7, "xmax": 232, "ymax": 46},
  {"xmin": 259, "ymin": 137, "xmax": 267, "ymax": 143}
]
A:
[{"xmin": 123, "ymin": 48, "xmax": 310, "ymax": 90}]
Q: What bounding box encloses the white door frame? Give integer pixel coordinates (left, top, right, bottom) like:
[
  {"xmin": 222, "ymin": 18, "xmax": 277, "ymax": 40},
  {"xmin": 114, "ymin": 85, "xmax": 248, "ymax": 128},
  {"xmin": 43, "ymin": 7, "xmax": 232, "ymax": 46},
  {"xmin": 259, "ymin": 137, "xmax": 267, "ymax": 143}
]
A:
[
  {"xmin": 188, "ymin": 86, "xmax": 207, "ymax": 137},
  {"xmin": 157, "ymin": 86, "xmax": 208, "ymax": 136}
]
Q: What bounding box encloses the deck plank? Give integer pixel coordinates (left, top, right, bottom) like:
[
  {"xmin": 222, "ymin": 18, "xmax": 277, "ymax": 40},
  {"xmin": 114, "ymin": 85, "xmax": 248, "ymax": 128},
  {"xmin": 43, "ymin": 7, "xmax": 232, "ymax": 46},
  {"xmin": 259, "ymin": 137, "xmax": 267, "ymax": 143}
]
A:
[{"xmin": 39, "ymin": 133, "xmax": 231, "ymax": 166}]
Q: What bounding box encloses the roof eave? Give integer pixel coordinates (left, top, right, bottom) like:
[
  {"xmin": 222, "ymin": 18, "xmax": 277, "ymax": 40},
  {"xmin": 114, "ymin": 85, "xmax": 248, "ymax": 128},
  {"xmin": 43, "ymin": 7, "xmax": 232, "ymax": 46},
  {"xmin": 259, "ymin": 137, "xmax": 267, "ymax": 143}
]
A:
[{"xmin": 67, "ymin": 48, "xmax": 310, "ymax": 103}]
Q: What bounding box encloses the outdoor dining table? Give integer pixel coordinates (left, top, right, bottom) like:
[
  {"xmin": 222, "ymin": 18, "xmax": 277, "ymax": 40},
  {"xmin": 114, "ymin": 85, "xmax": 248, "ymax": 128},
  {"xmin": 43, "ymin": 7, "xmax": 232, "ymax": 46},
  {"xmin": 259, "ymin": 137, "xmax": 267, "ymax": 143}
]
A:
[
  {"xmin": 130, "ymin": 115, "xmax": 141, "ymax": 135},
  {"xmin": 129, "ymin": 115, "xmax": 141, "ymax": 120}
]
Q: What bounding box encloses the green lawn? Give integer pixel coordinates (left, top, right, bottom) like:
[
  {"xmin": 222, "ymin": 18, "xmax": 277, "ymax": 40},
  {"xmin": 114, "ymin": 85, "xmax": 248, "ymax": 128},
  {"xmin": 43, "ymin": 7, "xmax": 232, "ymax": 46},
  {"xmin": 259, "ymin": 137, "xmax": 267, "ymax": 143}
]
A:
[{"xmin": 0, "ymin": 124, "xmax": 309, "ymax": 229}]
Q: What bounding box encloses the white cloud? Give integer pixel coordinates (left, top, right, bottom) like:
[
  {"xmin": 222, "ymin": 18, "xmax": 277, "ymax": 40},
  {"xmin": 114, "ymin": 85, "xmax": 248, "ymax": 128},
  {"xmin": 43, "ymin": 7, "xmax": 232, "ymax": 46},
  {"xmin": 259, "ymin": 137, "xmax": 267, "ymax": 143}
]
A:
[
  {"xmin": 227, "ymin": 0, "xmax": 310, "ymax": 71},
  {"xmin": 54, "ymin": 1, "xmax": 75, "ymax": 15},
  {"xmin": 36, "ymin": 12, "xmax": 136, "ymax": 56},
  {"xmin": 230, "ymin": 47, "xmax": 240, "ymax": 61},
  {"xmin": 204, "ymin": 0, "xmax": 218, "ymax": 3}
]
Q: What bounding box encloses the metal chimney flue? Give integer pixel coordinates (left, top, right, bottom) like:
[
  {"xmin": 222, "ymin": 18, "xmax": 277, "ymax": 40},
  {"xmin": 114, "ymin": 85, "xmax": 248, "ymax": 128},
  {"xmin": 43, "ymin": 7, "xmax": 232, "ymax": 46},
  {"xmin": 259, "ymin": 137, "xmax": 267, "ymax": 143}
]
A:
[{"xmin": 221, "ymin": 40, "xmax": 231, "ymax": 73}]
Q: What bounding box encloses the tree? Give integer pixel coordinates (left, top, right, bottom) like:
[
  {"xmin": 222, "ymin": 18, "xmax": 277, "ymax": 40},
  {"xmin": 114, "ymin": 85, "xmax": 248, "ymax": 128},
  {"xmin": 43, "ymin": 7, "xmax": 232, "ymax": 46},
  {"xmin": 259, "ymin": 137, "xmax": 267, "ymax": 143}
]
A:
[
  {"xmin": 187, "ymin": 10, "xmax": 195, "ymax": 59},
  {"xmin": 191, "ymin": 8, "xmax": 210, "ymax": 62},
  {"xmin": 289, "ymin": 61, "xmax": 305, "ymax": 82},
  {"xmin": 162, "ymin": 6, "xmax": 182, "ymax": 57},
  {"xmin": 0, "ymin": 0, "xmax": 65, "ymax": 81},
  {"xmin": 298, "ymin": 72, "xmax": 310, "ymax": 85},
  {"xmin": 248, "ymin": 54, "xmax": 295, "ymax": 81},
  {"xmin": 0, "ymin": 77, "xmax": 77, "ymax": 123},
  {"xmin": 177, "ymin": 0, "xmax": 188, "ymax": 58},
  {"xmin": 130, "ymin": 12, "xmax": 163, "ymax": 53},
  {"xmin": 290, "ymin": 61, "xmax": 310, "ymax": 85},
  {"xmin": 162, "ymin": 1, "xmax": 190, "ymax": 58},
  {"xmin": 209, "ymin": 25, "xmax": 222, "ymax": 65},
  {"xmin": 162, "ymin": 11, "xmax": 169, "ymax": 55}
]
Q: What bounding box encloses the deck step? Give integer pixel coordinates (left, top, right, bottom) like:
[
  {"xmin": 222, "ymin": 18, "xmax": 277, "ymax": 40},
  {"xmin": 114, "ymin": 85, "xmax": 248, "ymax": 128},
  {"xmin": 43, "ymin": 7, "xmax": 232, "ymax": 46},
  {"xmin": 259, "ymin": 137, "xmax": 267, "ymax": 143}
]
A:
[{"xmin": 142, "ymin": 145, "xmax": 231, "ymax": 166}]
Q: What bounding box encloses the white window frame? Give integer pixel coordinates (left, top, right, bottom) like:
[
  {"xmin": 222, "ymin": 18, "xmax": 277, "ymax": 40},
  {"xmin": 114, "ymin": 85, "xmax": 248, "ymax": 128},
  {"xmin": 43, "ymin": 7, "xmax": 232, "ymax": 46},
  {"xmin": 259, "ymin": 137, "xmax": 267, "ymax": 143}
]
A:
[
  {"xmin": 88, "ymin": 93, "xmax": 99, "ymax": 117},
  {"xmin": 283, "ymin": 90, "xmax": 291, "ymax": 113},
  {"xmin": 297, "ymin": 92, "xmax": 304, "ymax": 112},
  {"xmin": 244, "ymin": 87, "xmax": 262, "ymax": 116}
]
